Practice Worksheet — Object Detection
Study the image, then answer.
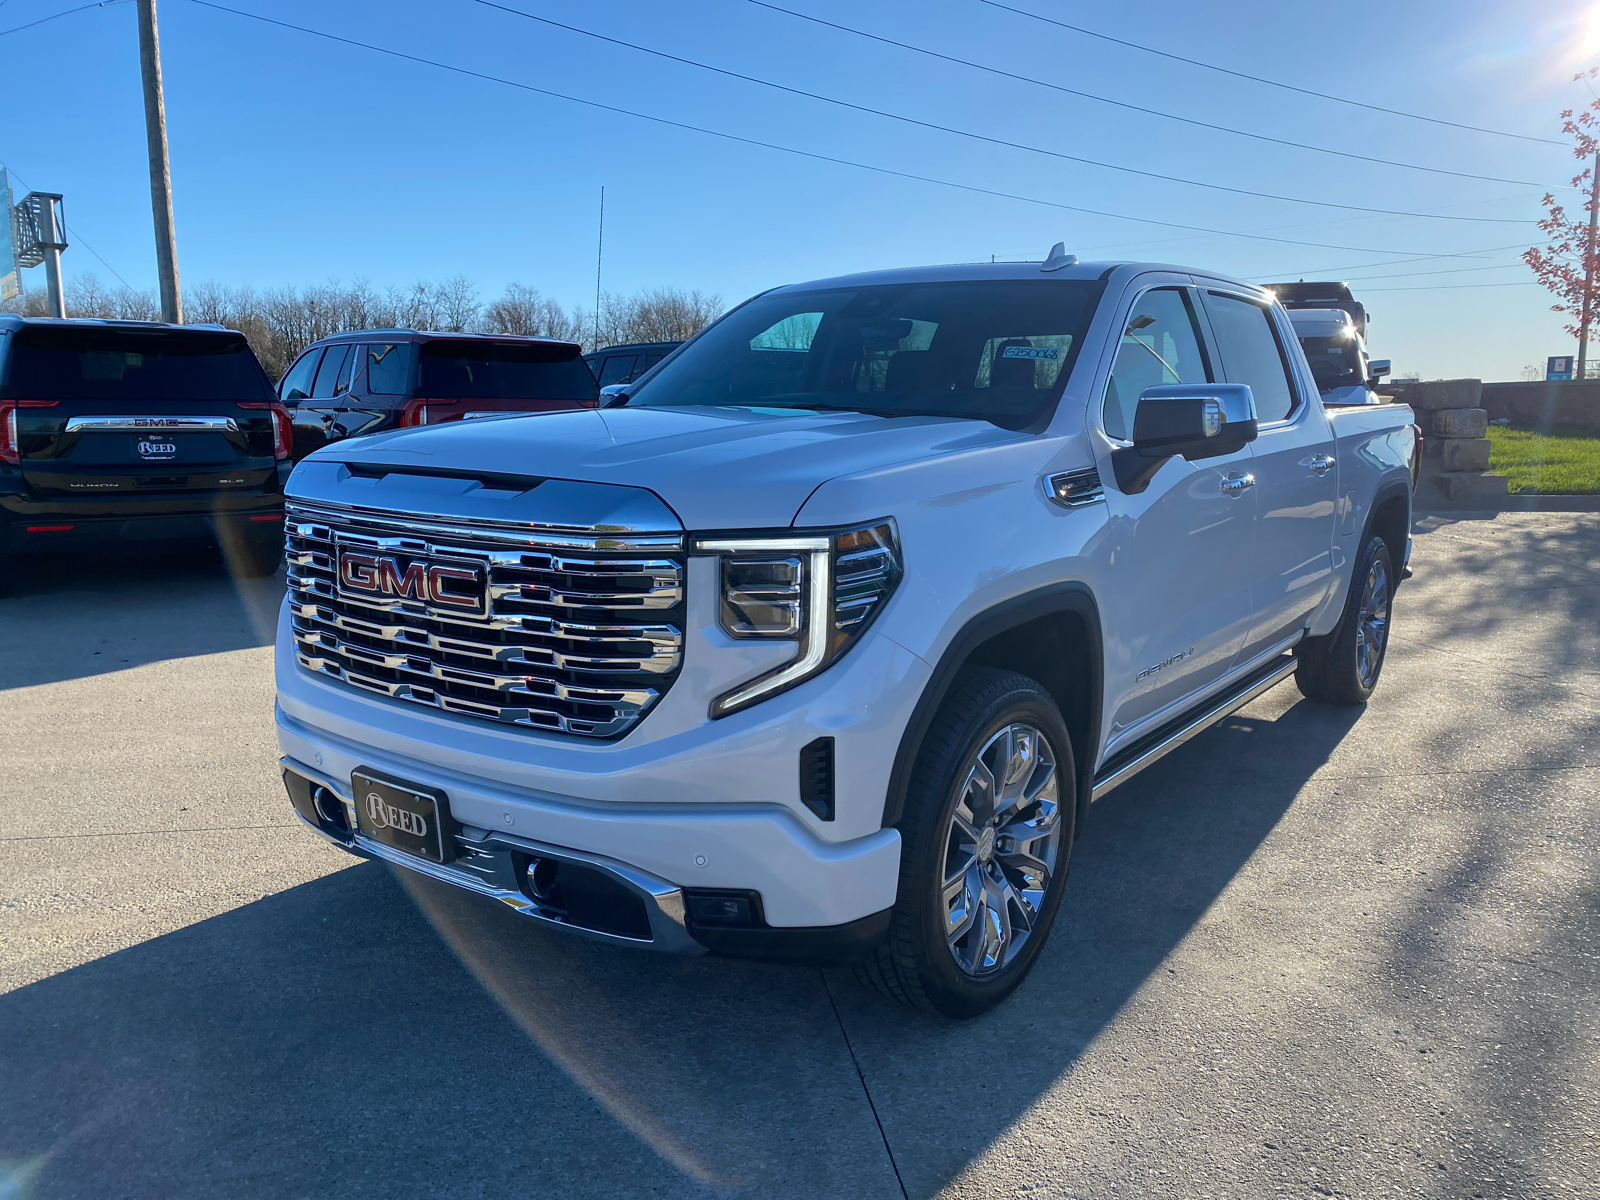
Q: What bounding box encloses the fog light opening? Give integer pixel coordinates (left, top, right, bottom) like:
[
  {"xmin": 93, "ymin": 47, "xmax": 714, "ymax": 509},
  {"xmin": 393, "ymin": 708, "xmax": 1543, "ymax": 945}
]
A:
[
  {"xmin": 312, "ymin": 785, "xmax": 349, "ymax": 833},
  {"xmin": 526, "ymin": 857, "xmax": 563, "ymax": 905}
]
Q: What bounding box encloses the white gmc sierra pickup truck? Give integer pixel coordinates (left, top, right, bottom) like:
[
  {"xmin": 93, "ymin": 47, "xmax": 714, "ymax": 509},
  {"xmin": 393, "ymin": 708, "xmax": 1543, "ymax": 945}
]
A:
[{"xmin": 276, "ymin": 252, "xmax": 1419, "ymax": 1017}]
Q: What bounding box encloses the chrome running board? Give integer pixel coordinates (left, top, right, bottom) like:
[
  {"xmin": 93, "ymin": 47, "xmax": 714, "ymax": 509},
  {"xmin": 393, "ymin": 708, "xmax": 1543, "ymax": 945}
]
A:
[{"xmin": 1090, "ymin": 653, "xmax": 1299, "ymax": 802}]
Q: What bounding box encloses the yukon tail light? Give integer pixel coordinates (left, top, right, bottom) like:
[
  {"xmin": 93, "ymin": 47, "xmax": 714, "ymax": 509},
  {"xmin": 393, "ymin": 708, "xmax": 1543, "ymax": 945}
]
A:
[
  {"xmin": 399, "ymin": 398, "xmax": 461, "ymax": 428},
  {"xmin": 240, "ymin": 401, "xmax": 293, "ymax": 460},
  {"xmin": 0, "ymin": 399, "xmax": 59, "ymax": 464}
]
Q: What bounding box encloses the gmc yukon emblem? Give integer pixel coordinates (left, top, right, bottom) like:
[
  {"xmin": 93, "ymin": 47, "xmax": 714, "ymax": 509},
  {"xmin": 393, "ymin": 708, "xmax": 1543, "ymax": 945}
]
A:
[{"xmin": 337, "ymin": 549, "xmax": 485, "ymax": 616}]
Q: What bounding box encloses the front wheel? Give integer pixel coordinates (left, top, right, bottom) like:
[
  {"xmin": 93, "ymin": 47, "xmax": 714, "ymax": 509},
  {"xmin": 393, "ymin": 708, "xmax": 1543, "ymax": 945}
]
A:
[
  {"xmin": 858, "ymin": 668, "xmax": 1076, "ymax": 1018},
  {"xmin": 1295, "ymin": 533, "xmax": 1394, "ymax": 706}
]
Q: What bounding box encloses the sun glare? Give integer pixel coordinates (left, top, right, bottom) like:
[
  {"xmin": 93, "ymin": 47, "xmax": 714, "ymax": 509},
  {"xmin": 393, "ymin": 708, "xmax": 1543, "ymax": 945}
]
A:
[{"xmin": 1586, "ymin": 5, "xmax": 1600, "ymax": 58}]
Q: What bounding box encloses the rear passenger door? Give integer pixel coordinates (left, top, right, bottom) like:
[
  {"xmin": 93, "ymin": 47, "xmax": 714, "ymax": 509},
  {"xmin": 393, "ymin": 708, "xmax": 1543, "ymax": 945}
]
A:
[
  {"xmin": 337, "ymin": 341, "xmax": 412, "ymax": 439},
  {"xmin": 1201, "ymin": 288, "xmax": 1338, "ymax": 664}
]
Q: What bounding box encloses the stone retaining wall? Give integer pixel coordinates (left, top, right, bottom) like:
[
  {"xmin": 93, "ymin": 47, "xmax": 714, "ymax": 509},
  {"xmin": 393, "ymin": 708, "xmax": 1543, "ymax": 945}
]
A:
[{"xmin": 1479, "ymin": 381, "xmax": 1600, "ymax": 432}]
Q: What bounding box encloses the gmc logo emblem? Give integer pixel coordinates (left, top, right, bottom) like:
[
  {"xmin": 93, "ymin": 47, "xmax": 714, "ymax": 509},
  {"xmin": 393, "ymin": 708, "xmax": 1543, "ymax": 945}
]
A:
[{"xmin": 337, "ymin": 550, "xmax": 485, "ymax": 616}]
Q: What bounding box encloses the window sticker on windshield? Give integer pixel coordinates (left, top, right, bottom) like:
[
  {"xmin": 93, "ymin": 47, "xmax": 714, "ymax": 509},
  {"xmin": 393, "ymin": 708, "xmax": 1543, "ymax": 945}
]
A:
[{"xmin": 1001, "ymin": 345, "xmax": 1058, "ymax": 360}]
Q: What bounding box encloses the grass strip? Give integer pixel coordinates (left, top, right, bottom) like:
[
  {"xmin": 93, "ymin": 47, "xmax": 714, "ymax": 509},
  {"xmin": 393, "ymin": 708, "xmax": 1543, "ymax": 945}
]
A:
[{"xmin": 1485, "ymin": 424, "xmax": 1600, "ymax": 494}]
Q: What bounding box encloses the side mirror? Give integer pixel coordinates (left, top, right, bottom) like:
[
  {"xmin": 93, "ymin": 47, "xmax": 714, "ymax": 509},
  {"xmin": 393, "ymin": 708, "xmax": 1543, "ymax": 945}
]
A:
[
  {"xmin": 1367, "ymin": 359, "xmax": 1390, "ymax": 380},
  {"xmin": 597, "ymin": 384, "xmax": 631, "ymax": 408},
  {"xmin": 1111, "ymin": 383, "xmax": 1257, "ymax": 494}
]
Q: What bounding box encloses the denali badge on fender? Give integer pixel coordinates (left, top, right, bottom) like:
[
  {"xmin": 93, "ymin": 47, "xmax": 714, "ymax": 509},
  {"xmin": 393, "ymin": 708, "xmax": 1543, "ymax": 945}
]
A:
[{"xmin": 336, "ymin": 548, "xmax": 486, "ymax": 618}]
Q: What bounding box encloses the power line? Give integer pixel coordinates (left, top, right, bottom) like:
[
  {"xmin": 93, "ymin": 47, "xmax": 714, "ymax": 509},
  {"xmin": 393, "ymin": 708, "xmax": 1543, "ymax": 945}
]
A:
[
  {"xmin": 0, "ymin": 0, "xmax": 128, "ymax": 40},
  {"xmin": 980, "ymin": 0, "xmax": 1563, "ymax": 147},
  {"xmin": 1250, "ymin": 242, "xmax": 1535, "ymax": 280},
  {"xmin": 1334, "ymin": 261, "xmax": 1526, "ymax": 283},
  {"xmin": 747, "ymin": 0, "xmax": 1561, "ymax": 191},
  {"xmin": 1358, "ymin": 281, "xmax": 1540, "ymax": 292},
  {"xmin": 187, "ymin": 0, "xmax": 1522, "ymax": 260},
  {"xmin": 473, "ymin": 0, "xmax": 1535, "ymax": 226}
]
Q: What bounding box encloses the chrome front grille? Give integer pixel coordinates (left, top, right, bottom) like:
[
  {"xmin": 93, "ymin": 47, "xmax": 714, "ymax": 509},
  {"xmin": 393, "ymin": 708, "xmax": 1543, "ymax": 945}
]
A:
[{"xmin": 285, "ymin": 500, "xmax": 685, "ymax": 738}]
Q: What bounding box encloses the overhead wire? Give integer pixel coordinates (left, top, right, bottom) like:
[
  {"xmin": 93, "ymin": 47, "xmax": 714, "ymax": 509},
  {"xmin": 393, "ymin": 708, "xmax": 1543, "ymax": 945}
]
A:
[
  {"xmin": 187, "ymin": 1, "xmax": 1526, "ymax": 262},
  {"xmin": 0, "ymin": 0, "xmax": 128, "ymax": 40},
  {"xmin": 1357, "ymin": 280, "xmax": 1539, "ymax": 291},
  {"xmin": 746, "ymin": 0, "xmax": 1562, "ymax": 190},
  {"xmin": 979, "ymin": 0, "xmax": 1563, "ymax": 147},
  {"xmin": 2, "ymin": 163, "xmax": 138, "ymax": 293},
  {"xmin": 471, "ymin": 0, "xmax": 1536, "ymax": 225}
]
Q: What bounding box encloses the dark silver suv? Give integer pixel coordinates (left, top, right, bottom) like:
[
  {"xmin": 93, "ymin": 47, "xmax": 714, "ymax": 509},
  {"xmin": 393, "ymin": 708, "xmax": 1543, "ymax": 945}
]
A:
[{"xmin": 278, "ymin": 330, "xmax": 598, "ymax": 461}]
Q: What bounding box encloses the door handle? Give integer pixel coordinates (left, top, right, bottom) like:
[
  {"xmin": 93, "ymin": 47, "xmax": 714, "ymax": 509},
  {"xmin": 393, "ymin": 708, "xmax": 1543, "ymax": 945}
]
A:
[
  {"xmin": 1309, "ymin": 454, "xmax": 1336, "ymax": 476},
  {"xmin": 1220, "ymin": 472, "xmax": 1255, "ymax": 496}
]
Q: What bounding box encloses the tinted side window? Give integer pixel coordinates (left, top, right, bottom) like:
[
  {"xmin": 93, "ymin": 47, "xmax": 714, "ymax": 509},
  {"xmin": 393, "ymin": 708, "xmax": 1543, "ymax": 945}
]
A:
[
  {"xmin": 1203, "ymin": 292, "xmax": 1297, "ymax": 423},
  {"xmin": 279, "ymin": 349, "xmax": 322, "ymax": 403},
  {"xmin": 363, "ymin": 343, "xmax": 414, "ymax": 395},
  {"xmin": 597, "ymin": 355, "xmax": 636, "ymax": 387},
  {"xmin": 1103, "ymin": 288, "xmax": 1209, "ymax": 441},
  {"xmin": 311, "ymin": 344, "xmax": 352, "ymax": 399}
]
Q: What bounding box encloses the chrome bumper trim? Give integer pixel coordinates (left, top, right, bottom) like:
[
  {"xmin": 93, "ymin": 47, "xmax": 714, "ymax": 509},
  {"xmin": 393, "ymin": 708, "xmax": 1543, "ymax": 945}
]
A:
[{"xmin": 281, "ymin": 755, "xmax": 704, "ymax": 955}]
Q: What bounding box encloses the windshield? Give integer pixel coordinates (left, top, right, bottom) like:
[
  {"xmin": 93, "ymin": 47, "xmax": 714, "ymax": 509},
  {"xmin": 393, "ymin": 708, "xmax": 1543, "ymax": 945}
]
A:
[
  {"xmin": 626, "ymin": 280, "xmax": 1105, "ymax": 429},
  {"xmin": 1298, "ymin": 334, "xmax": 1366, "ymax": 393},
  {"xmin": 417, "ymin": 340, "xmax": 597, "ymax": 401},
  {"xmin": 0, "ymin": 325, "xmax": 273, "ymax": 402}
]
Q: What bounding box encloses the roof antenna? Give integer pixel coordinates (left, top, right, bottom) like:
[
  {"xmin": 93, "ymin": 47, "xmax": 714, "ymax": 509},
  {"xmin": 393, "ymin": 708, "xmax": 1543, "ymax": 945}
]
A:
[{"xmin": 1041, "ymin": 241, "xmax": 1078, "ymax": 273}]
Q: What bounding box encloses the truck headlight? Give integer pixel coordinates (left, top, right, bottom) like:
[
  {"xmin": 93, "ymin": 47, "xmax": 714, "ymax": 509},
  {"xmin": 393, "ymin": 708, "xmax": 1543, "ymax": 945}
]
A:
[{"xmin": 696, "ymin": 519, "xmax": 902, "ymax": 717}]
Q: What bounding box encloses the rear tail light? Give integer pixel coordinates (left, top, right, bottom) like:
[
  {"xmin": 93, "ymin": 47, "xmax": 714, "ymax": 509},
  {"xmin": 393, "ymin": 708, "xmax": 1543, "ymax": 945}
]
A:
[
  {"xmin": 240, "ymin": 401, "xmax": 292, "ymax": 460},
  {"xmin": 399, "ymin": 398, "xmax": 461, "ymax": 428},
  {"xmin": 1411, "ymin": 425, "xmax": 1424, "ymax": 491},
  {"xmin": 0, "ymin": 399, "xmax": 59, "ymax": 465}
]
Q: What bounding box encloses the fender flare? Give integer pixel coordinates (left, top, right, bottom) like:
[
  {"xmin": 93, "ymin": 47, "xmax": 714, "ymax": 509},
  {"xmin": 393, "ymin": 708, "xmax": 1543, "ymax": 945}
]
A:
[
  {"xmin": 1363, "ymin": 475, "xmax": 1414, "ymax": 573},
  {"xmin": 880, "ymin": 581, "xmax": 1103, "ymax": 834}
]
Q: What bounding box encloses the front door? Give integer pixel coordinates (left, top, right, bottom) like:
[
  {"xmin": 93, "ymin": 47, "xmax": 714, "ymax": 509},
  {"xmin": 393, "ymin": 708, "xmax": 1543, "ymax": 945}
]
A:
[
  {"xmin": 1200, "ymin": 289, "xmax": 1338, "ymax": 663},
  {"xmin": 1095, "ymin": 284, "xmax": 1259, "ymax": 755}
]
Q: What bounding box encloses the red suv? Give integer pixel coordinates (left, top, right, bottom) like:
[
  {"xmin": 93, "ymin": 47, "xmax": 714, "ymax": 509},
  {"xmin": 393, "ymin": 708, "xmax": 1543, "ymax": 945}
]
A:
[{"xmin": 278, "ymin": 330, "xmax": 598, "ymax": 461}]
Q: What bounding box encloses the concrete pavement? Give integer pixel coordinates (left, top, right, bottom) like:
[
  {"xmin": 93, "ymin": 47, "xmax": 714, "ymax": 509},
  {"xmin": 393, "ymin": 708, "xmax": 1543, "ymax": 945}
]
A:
[{"xmin": 1, "ymin": 515, "xmax": 1596, "ymax": 1199}]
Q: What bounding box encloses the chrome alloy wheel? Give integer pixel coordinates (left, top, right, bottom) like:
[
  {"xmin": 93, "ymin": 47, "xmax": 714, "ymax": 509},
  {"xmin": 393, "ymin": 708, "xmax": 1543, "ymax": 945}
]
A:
[
  {"xmin": 941, "ymin": 723, "xmax": 1063, "ymax": 977},
  {"xmin": 1356, "ymin": 556, "xmax": 1391, "ymax": 689}
]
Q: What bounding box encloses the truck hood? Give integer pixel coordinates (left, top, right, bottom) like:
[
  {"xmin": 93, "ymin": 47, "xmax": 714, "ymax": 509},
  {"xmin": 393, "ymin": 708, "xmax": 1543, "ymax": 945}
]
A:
[{"xmin": 311, "ymin": 405, "xmax": 1024, "ymax": 529}]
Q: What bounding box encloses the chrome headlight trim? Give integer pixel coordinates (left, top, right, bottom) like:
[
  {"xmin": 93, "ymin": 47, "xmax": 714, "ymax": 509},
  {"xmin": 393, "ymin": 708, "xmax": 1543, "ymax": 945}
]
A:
[{"xmin": 695, "ymin": 520, "xmax": 900, "ymax": 719}]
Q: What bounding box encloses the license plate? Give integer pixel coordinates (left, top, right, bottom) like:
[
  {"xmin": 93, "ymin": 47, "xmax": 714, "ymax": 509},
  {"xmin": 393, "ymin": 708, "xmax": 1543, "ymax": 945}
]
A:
[
  {"xmin": 134, "ymin": 436, "xmax": 180, "ymax": 461},
  {"xmin": 352, "ymin": 770, "xmax": 458, "ymax": 863}
]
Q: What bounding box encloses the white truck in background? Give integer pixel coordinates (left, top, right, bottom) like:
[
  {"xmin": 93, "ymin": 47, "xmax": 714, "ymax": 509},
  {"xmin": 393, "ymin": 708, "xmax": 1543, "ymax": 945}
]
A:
[{"xmin": 1288, "ymin": 308, "xmax": 1391, "ymax": 406}]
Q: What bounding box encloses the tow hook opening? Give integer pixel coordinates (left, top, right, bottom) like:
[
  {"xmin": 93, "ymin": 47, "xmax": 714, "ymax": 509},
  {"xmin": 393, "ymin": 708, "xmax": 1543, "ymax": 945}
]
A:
[{"xmin": 520, "ymin": 855, "xmax": 652, "ymax": 941}]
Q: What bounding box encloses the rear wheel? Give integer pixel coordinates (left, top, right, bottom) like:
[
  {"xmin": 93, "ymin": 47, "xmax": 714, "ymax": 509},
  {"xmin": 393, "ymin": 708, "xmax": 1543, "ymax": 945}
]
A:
[
  {"xmin": 1295, "ymin": 533, "xmax": 1393, "ymax": 705},
  {"xmin": 859, "ymin": 668, "xmax": 1075, "ymax": 1018}
]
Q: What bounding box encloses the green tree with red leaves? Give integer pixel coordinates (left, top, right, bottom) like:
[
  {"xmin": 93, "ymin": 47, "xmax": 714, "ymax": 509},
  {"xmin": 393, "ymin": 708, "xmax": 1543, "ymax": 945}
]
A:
[{"xmin": 1525, "ymin": 72, "xmax": 1600, "ymax": 378}]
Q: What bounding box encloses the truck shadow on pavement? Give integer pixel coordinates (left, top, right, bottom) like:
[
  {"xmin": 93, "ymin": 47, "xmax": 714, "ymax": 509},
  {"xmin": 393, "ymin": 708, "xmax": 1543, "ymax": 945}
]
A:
[
  {"xmin": 0, "ymin": 547, "xmax": 282, "ymax": 692},
  {"xmin": 0, "ymin": 690, "xmax": 1363, "ymax": 1199}
]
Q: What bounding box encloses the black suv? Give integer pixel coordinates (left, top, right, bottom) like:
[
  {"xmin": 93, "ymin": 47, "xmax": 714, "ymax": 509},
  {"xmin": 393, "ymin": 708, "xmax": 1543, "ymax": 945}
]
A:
[
  {"xmin": 1264, "ymin": 281, "xmax": 1369, "ymax": 336},
  {"xmin": 0, "ymin": 317, "xmax": 290, "ymax": 583},
  {"xmin": 279, "ymin": 330, "xmax": 598, "ymax": 461},
  {"xmin": 582, "ymin": 341, "xmax": 681, "ymax": 389}
]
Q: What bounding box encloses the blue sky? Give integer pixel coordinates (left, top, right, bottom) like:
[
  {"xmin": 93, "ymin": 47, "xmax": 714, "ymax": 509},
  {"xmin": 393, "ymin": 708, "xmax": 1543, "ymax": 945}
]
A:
[{"xmin": 5, "ymin": 0, "xmax": 1596, "ymax": 379}]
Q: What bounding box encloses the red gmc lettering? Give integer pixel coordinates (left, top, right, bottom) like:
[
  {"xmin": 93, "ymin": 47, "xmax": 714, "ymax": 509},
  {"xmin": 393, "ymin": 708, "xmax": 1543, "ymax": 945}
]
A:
[
  {"xmin": 426, "ymin": 564, "xmax": 481, "ymax": 610},
  {"xmin": 376, "ymin": 558, "xmax": 429, "ymax": 600},
  {"xmin": 340, "ymin": 552, "xmax": 380, "ymax": 591}
]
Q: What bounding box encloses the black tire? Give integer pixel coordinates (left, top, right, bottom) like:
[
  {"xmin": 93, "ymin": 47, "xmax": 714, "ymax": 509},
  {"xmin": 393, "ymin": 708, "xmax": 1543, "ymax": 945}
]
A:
[
  {"xmin": 1295, "ymin": 533, "xmax": 1394, "ymax": 706},
  {"xmin": 858, "ymin": 667, "xmax": 1076, "ymax": 1018}
]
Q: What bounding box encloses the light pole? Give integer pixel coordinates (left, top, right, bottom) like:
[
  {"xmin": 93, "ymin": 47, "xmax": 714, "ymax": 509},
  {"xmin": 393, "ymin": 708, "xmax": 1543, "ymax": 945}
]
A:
[{"xmin": 136, "ymin": 0, "xmax": 182, "ymax": 324}]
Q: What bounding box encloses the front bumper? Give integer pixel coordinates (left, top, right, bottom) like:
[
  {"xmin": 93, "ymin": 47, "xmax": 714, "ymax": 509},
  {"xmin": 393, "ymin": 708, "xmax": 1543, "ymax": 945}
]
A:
[{"xmin": 281, "ymin": 753, "xmax": 894, "ymax": 961}]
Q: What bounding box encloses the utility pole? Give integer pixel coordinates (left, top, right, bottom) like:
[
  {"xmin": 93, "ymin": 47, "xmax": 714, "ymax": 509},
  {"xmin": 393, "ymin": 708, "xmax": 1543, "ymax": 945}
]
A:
[
  {"xmin": 595, "ymin": 184, "xmax": 604, "ymax": 352},
  {"xmin": 136, "ymin": 0, "xmax": 182, "ymax": 324},
  {"xmin": 1580, "ymin": 150, "xmax": 1600, "ymax": 382}
]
